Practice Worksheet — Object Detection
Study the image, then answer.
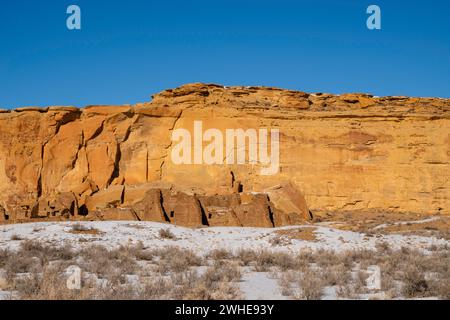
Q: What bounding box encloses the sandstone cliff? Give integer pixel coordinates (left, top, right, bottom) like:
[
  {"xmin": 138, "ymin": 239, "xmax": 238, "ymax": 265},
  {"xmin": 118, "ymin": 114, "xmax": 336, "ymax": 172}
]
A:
[{"xmin": 0, "ymin": 83, "xmax": 448, "ymax": 226}]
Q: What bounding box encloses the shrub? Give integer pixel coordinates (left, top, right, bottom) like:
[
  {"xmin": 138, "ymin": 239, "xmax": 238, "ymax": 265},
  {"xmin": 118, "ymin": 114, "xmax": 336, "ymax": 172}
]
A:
[
  {"xmin": 159, "ymin": 228, "xmax": 177, "ymax": 240},
  {"xmin": 298, "ymin": 269, "xmax": 324, "ymax": 300}
]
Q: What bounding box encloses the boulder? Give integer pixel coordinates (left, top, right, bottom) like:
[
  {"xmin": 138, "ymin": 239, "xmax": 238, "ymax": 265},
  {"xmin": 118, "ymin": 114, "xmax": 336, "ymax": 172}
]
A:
[
  {"xmin": 31, "ymin": 192, "xmax": 78, "ymax": 219},
  {"xmin": 198, "ymin": 194, "xmax": 242, "ymax": 226},
  {"xmin": 265, "ymin": 182, "xmax": 312, "ymax": 226},
  {"xmin": 161, "ymin": 190, "xmax": 204, "ymax": 227},
  {"xmin": 123, "ymin": 185, "xmax": 167, "ymax": 222},
  {"xmin": 233, "ymin": 193, "xmax": 274, "ymax": 228},
  {"xmin": 92, "ymin": 207, "xmax": 138, "ymax": 221},
  {"xmin": 84, "ymin": 185, "xmax": 124, "ymax": 212}
]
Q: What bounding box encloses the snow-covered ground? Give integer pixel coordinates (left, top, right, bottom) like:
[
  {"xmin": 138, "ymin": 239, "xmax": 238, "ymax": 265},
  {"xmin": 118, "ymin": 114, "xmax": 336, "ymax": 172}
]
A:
[
  {"xmin": 0, "ymin": 220, "xmax": 446, "ymax": 253},
  {"xmin": 1, "ymin": 220, "xmax": 448, "ymax": 300}
]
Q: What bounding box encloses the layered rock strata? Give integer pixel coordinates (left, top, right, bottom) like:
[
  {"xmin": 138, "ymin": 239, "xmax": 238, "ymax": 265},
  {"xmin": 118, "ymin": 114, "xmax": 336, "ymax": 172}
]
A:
[{"xmin": 0, "ymin": 83, "xmax": 448, "ymax": 226}]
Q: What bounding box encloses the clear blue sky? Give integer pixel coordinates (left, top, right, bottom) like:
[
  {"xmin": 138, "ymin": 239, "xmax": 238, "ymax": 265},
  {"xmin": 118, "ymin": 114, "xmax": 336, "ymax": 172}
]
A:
[{"xmin": 1, "ymin": 0, "xmax": 449, "ymax": 108}]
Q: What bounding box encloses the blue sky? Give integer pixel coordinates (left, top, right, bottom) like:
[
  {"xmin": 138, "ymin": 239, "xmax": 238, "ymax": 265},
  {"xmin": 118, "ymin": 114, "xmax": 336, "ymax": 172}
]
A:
[{"xmin": 0, "ymin": 0, "xmax": 449, "ymax": 108}]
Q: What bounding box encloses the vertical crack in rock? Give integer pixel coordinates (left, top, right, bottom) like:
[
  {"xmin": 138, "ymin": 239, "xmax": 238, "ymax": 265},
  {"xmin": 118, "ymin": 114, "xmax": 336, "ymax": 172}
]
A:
[
  {"xmin": 159, "ymin": 190, "xmax": 171, "ymax": 222},
  {"xmin": 159, "ymin": 109, "xmax": 184, "ymax": 180},
  {"xmin": 198, "ymin": 198, "xmax": 210, "ymax": 226},
  {"xmin": 145, "ymin": 148, "xmax": 149, "ymax": 182},
  {"xmin": 230, "ymin": 171, "xmax": 235, "ymax": 189},
  {"xmin": 130, "ymin": 208, "xmax": 141, "ymax": 221},
  {"xmin": 107, "ymin": 142, "xmax": 122, "ymax": 187},
  {"xmin": 266, "ymin": 196, "xmax": 275, "ymax": 228},
  {"xmin": 105, "ymin": 118, "xmax": 134, "ymax": 188},
  {"xmin": 159, "ymin": 160, "xmax": 165, "ymax": 181},
  {"xmin": 37, "ymin": 140, "xmax": 49, "ymax": 198}
]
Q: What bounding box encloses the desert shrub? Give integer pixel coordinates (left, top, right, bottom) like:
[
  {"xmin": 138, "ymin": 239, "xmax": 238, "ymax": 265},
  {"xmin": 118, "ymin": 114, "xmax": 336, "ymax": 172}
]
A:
[
  {"xmin": 336, "ymin": 283, "xmax": 356, "ymax": 299},
  {"xmin": 154, "ymin": 246, "xmax": 203, "ymax": 273},
  {"xmin": 70, "ymin": 223, "xmax": 90, "ymax": 232},
  {"xmin": 375, "ymin": 241, "xmax": 391, "ymax": 254},
  {"xmin": 46, "ymin": 244, "xmax": 75, "ymax": 261},
  {"xmin": 10, "ymin": 234, "xmax": 23, "ymax": 241},
  {"xmin": 19, "ymin": 240, "xmax": 47, "ymax": 256},
  {"xmin": 278, "ymin": 271, "xmax": 298, "ymax": 296},
  {"xmin": 97, "ymin": 273, "xmax": 138, "ymax": 300},
  {"xmin": 141, "ymin": 276, "xmax": 171, "ymax": 299},
  {"xmin": 271, "ymin": 252, "xmax": 296, "ymax": 271},
  {"xmin": 134, "ymin": 249, "xmax": 154, "ymax": 261},
  {"xmin": 120, "ymin": 242, "xmax": 154, "ymax": 262},
  {"xmin": 79, "ymin": 245, "xmax": 115, "ymax": 276},
  {"xmin": 4, "ymin": 254, "xmax": 40, "ymax": 282},
  {"xmin": 184, "ymin": 281, "xmax": 241, "ymax": 300},
  {"xmin": 159, "ymin": 228, "xmax": 176, "ymax": 240},
  {"xmin": 207, "ymin": 248, "xmax": 231, "ymax": 261},
  {"xmin": 429, "ymin": 278, "xmax": 450, "ymax": 300},
  {"xmin": 110, "ymin": 250, "xmax": 138, "ymax": 274},
  {"xmin": 207, "ymin": 260, "xmax": 242, "ymax": 282},
  {"xmin": 235, "ymin": 249, "xmax": 258, "ymax": 266},
  {"xmin": 11, "ymin": 264, "xmax": 86, "ymax": 300},
  {"xmin": 315, "ymin": 249, "xmax": 340, "ymax": 268},
  {"xmin": 253, "ymin": 250, "xmax": 277, "ymax": 271},
  {"xmin": 293, "ymin": 250, "xmax": 315, "ymax": 270},
  {"xmin": 297, "ymin": 268, "xmax": 324, "ymax": 300},
  {"xmin": 322, "ymin": 264, "xmax": 351, "ymax": 287},
  {"xmin": 0, "ymin": 248, "xmax": 10, "ymax": 268},
  {"xmin": 401, "ymin": 266, "xmax": 430, "ymax": 298},
  {"xmin": 177, "ymin": 263, "xmax": 242, "ymax": 300}
]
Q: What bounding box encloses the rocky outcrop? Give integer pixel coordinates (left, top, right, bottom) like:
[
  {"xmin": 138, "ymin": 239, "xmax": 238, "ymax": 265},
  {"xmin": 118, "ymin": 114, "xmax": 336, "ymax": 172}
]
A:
[{"xmin": 0, "ymin": 83, "xmax": 448, "ymax": 226}]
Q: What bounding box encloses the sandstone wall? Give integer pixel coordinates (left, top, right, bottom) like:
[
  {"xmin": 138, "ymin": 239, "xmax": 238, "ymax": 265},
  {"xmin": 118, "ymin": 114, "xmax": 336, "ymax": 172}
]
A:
[{"xmin": 0, "ymin": 83, "xmax": 448, "ymax": 225}]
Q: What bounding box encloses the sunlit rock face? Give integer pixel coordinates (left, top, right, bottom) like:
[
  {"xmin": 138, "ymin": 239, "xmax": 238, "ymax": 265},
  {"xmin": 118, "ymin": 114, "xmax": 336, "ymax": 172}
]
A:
[{"xmin": 0, "ymin": 83, "xmax": 448, "ymax": 226}]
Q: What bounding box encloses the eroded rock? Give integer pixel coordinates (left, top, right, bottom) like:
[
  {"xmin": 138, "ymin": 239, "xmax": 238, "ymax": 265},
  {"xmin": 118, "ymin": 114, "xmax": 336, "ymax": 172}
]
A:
[{"xmin": 0, "ymin": 83, "xmax": 448, "ymax": 226}]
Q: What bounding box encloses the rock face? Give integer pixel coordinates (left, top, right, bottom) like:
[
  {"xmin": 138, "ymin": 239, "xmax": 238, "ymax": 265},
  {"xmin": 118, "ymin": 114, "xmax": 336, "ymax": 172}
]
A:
[{"xmin": 0, "ymin": 83, "xmax": 448, "ymax": 226}]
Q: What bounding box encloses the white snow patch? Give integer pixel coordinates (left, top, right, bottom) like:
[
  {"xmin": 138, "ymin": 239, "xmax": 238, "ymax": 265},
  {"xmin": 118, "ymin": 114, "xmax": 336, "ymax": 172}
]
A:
[{"xmin": 0, "ymin": 221, "xmax": 447, "ymax": 254}]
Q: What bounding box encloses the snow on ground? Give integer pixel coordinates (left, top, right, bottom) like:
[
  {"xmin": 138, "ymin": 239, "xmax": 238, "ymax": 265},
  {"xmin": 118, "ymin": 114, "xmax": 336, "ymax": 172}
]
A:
[
  {"xmin": 0, "ymin": 221, "xmax": 447, "ymax": 253},
  {"xmin": 0, "ymin": 220, "xmax": 448, "ymax": 300},
  {"xmin": 240, "ymin": 269, "xmax": 286, "ymax": 300},
  {"xmin": 0, "ymin": 291, "xmax": 11, "ymax": 300}
]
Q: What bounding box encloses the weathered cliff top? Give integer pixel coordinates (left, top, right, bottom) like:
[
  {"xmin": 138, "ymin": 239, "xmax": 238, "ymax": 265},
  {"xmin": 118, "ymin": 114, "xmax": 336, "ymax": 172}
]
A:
[{"xmin": 1, "ymin": 83, "xmax": 449, "ymax": 117}]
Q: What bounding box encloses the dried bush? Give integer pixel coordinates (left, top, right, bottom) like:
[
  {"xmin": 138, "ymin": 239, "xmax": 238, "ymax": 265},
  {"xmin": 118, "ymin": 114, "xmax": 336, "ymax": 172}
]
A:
[
  {"xmin": 235, "ymin": 249, "xmax": 258, "ymax": 266},
  {"xmin": 207, "ymin": 248, "xmax": 231, "ymax": 261},
  {"xmin": 401, "ymin": 266, "xmax": 430, "ymax": 298},
  {"xmin": 0, "ymin": 248, "xmax": 10, "ymax": 268},
  {"xmin": 154, "ymin": 246, "xmax": 203, "ymax": 273},
  {"xmin": 297, "ymin": 268, "xmax": 324, "ymax": 300},
  {"xmin": 159, "ymin": 228, "xmax": 177, "ymax": 240},
  {"xmin": 10, "ymin": 234, "xmax": 23, "ymax": 241}
]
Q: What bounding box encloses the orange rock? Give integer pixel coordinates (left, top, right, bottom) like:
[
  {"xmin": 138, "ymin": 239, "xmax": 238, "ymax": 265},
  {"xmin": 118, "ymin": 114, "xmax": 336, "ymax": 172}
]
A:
[
  {"xmin": 85, "ymin": 185, "xmax": 124, "ymax": 212},
  {"xmin": 265, "ymin": 182, "xmax": 312, "ymax": 226},
  {"xmin": 0, "ymin": 83, "xmax": 448, "ymax": 227}
]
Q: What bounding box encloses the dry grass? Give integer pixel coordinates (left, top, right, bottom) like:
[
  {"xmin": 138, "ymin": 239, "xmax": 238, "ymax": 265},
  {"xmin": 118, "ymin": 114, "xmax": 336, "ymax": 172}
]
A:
[
  {"xmin": 1, "ymin": 241, "xmax": 243, "ymax": 300},
  {"xmin": 68, "ymin": 223, "xmax": 103, "ymax": 235},
  {"xmin": 297, "ymin": 268, "xmax": 325, "ymax": 300},
  {"xmin": 10, "ymin": 234, "xmax": 23, "ymax": 241},
  {"xmin": 158, "ymin": 228, "xmax": 177, "ymax": 240},
  {"xmin": 153, "ymin": 246, "xmax": 202, "ymax": 273},
  {"xmin": 0, "ymin": 238, "xmax": 449, "ymax": 300}
]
